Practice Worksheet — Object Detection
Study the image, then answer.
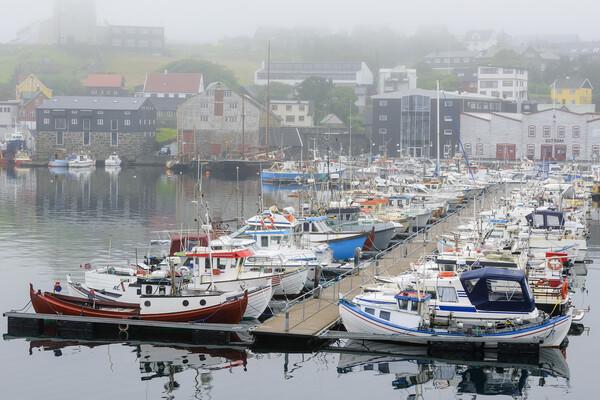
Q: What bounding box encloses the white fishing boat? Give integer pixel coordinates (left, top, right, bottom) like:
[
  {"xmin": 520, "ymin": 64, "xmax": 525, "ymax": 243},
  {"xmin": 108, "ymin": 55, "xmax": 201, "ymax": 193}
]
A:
[
  {"xmin": 104, "ymin": 153, "xmax": 122, "ymax": 167},
  {"xmin": 68, "ymin": 153, "xmax": 95, "ymax": 168},
  {"xmin": 340, "ymin": 267, "xmax": 571, "ymax": 348}
]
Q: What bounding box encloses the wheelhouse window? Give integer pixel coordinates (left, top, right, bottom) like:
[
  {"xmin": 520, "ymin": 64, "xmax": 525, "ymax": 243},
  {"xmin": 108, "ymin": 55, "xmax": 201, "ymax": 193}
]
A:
[
  {"xmin": 261, "ymin": 236, "xmax": 269, "ymax": 247},
  {"xmin": 486, "ymin": 279, "xmax": 525, "ymax": 302},
  {"xmin": 365, "ymin": 307, "xmax": 375, "ymax": 315},
  {"xmin": 379, "ymin": 310, "xmax": 391, "ymax": 321}
]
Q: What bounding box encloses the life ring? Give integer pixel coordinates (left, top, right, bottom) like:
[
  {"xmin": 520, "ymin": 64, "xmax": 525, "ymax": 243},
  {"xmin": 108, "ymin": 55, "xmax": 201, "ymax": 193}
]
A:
[
  {"xmin": 438, "ymin": 271, "xmax": 456, "ymax": 278},
  {"xmin": 548, "ymin": 258, "xmax": 563, "ymax": 271},
  {"xmin": 561, "ymin": 281, "xmax": 569, "ymax": 299},
  {"xmin": 260, "ymin": 214, "xmax": 275, "ymax": 229}
]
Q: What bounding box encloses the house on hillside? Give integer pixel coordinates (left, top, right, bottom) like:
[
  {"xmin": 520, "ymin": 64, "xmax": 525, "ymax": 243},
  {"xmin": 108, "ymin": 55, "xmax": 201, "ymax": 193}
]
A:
[
  {"xmin": 477, "ymin": 66, "xmax": 528, "ymax": 101},
  {"xmin": 82, "ymin": 74, "xmax": 127, "ymax": 96},
  {"xmin": 551, "ymin": 77, "xmax": 593, "ymax": 105},
  {"xmin": 270, "ymin": 100, "xmax": 313, "ymax": 127},
  {"xmin": 177, "ymin": 82, "xmax": 280, "ymax": 158},
  {"xmin": 35, "ymin": 96, "xmax": 156, "ymax": 161},
  {"xmin": 18, "ymin": 92, "xmax": 49, "ymax": 130},
  {"xmin": 254, "ymin": 61, "xmax": 374, "ymax": 108},
  {"xmin": 464, "ymin": 30, "xmax": 498, "ymax": 52},
  {"xmin": 141, "ymin": 72, "xmax": 205, "ymax": 127},
  {"xmin": 16, "ymin": 74, "xmax": 53, "ymax": 101}
]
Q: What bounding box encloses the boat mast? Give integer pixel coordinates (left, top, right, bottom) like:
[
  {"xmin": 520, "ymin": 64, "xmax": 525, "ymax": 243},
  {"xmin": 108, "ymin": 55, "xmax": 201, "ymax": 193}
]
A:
[
  {"xmin": 436, "ymin": 80, "xmax": 440, "ymax": 176},
  {"xmin": 265, "ymin": 41, "xmax": 271, "ymax": 157}
]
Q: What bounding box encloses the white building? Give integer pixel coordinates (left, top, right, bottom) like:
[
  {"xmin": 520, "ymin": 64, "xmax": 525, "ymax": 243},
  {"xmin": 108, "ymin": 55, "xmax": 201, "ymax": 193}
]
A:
[
  {"xmin": 0, "ymin": 100, "xmax": 19, "ymax": 127},
  {"xmin": 477, "ymin": 66, "xmax": 528, "ymax": 101},
  {"xmin": 254, "ymin": 61, "xmax": 374, "ymax": 108},
  {"xmin": 377, "ymin": 66, "xmax": 417, "ymax": 94},
  {"xmin": 464, "ymin": 30, "xmax": 498, "ymax": 52},
  {"xmin": 460, "ymin": 109, "xmax": 600, "ymax": 161},
  {"xmin": 270, "ymin": 100, "xmax": 313, "ymax": 127}
]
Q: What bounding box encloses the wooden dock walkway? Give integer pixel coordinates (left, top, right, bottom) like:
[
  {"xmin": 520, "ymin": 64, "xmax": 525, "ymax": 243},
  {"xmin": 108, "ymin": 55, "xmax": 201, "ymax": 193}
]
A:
[{"xmin": 253, "ymin": 187, "xmax": 500, "ymax": 343}]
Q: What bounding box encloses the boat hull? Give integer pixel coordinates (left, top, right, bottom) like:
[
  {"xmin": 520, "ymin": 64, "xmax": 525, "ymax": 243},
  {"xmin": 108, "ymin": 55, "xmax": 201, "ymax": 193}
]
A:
[
  {"xmin": 339, "ymin": 300, "xmax": 571, "ymax": 348},
  {"xmin": 31, "ymin": 284, "xmax": 247, "ymax": 324},
  {"xmin": 307, "ymin": 232, "xmax": 367, "ymax": 260}
]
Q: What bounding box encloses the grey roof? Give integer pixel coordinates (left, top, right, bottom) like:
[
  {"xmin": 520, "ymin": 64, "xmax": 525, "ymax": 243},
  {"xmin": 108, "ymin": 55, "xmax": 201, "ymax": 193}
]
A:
[
  {"xmin": 38, "ymin": 96, "xmax": 151, "ymax": 111},
  {"xmin": 147, "ymin": 96, "xmax": 185, "ymax": 112},
  {"xmin": 258, "ymin": 61, "xmax": 364, "ymax": 73},
  {"xmin": 424, "ymin": 50, "xmax": 478, "ymax": 59},
  {"xmin": 464, "ymin": 30, "xmax": 495, "ymax": 42},
  {"xmin": 372, "ymin": 88, "xmax": 499, "ymax": 101},
  {"xmin": 320, "ymin": 113, "xmax": 344, "ymax": 126}
]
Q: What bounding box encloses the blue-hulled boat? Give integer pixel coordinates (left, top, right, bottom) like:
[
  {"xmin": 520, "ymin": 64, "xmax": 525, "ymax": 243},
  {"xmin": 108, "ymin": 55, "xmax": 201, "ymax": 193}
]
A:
[{"xmin": 298, "ymin": 216, "xmax": 368, "ymax": 260}]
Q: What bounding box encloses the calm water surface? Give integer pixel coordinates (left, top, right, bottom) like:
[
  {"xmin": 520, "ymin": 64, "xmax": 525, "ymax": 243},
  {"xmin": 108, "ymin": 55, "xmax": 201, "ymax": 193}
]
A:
[{"xmin": 0, "ymin": 167, "xmax": 596, "ymax": 399}]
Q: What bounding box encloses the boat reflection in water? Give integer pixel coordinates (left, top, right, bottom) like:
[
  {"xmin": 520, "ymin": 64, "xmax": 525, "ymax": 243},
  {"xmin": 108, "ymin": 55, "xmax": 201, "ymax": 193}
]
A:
[
  {"xmin": 24, "ymin": 338, "xmax": 248, "ymax": 398},
  {"xmin": 336, "ymin": 340, "xmax": 570, "ymax": 398}
]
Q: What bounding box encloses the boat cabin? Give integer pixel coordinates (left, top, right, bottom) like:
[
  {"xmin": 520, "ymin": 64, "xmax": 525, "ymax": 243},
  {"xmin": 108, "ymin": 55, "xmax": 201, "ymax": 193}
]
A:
[
  {"xmin": 394, "ymin": 290, "xmax": 430, "ymax": 316},
  {"xmin": 186, "ymin": 247, "xmax": 253, "ymax": 278},
  {"xmin": 525, "ymin": 210, "xmax": 564, "ymax": 229},
  {"xmin": 460, "ymin": 267, "xmax": 535, "ymax": 313}
]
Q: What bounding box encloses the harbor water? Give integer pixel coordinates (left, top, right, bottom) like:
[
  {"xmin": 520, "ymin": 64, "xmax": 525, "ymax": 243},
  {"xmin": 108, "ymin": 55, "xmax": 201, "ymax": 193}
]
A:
[{"xmin": 0, "ymin": 166, "xmax": 596, "ymax": 399}]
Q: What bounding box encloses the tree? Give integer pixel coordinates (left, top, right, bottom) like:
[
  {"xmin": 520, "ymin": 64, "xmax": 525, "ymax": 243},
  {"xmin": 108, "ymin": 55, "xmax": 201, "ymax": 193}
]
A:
[
  {"xmin": 296, "ymin": 76, "xmax": 334, "ymax": 122},
  {"xmin": 160, "ymin": 59, "xmax": 239, "ymax": 89},
  {"xmin": 328, "ymin": 86, "xmax": 358, "ymax": 124},
  {"xmin": 248, "ymin": 82, "xmax": 295, "ymax": 102}
]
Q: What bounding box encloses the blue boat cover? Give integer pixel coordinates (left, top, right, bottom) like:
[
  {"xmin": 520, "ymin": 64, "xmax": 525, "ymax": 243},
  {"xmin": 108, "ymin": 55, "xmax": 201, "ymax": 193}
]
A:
[
  {"xmin": 459, "ymin": 267, "xmax": 535, "ymax": 312},
  {"xmin": 525, "ymin": 210, "xmax": 564, "ymax": 229}
]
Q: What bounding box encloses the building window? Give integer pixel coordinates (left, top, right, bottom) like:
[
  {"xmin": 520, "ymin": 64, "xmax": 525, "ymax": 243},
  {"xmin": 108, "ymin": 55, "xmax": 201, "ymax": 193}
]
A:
[
  {"xmin": 299, "ymin": 105, "xmax": 306, "ymax": 111},
  {"xmin": 379, "ymin": 100, "xmax": 388, "ymax": 107},
  {"xmin": 124, "ymin": 119, "xmax": 131, "ymax": 126},
  {"xmin": 200, "ymin": 103, "xmax": 209, "ymax": 109},
  {"xmin": 286, "ymin": 105, "xmax": 292, "ymax": 111},
  {"xmin": 70, "ymin": 118, "xmax": 77, "ymax": 125},
  {"xmin": 111, "ymin": 120, "xmax": 118, "ymax": 130},
  {"xmin": 43, "ymin": 110, "xmax": 50, "ymax": 114},
  {"xmin": 97, "ymin": 118, "xmax": 104, "ymax": 126},
  {"xmin": 378, "ymin": 114, "xmax": 388, "ymax": 121},
  {"xmin": 443, "ymin": 144, "xmax": 452, "ymax": 156},
  {"xmin": 379, "ymin": 128, "xmax": 387, "ymax": 135},
  {"xmin": 557, "ymin": 126, "xmax": 565, "ymax": 138},
  {"xmin": 200, "ymin": 116, "xmax": 208, "ymax": 122},
  {"xmin": 444, "ymin": 115, "xmax": 452, "ymax": 122},
  {"xmin": 97, "ymin": 111, "xmax": 103, "ymax": 115},
  {"xmin": 271, "ymin": 104, "xmax": 277, "ymax": 111},
  {"xmin": 572, "ymin": 126, "xmax": 581, "ymax": 138},
  {"xmin": 223, "ymin": 90, "xmax": 232, "ymax": 97},
  {"xmin": 526, "ymin": 144, "xmax": 535, "ymax": 159},
  {"xmin": 572, "ymin": 144, "xmax": 580, "ymax": 158},
  {"xmin": 502, "ymin": 80, "xmax": 514, "ymax": 87},
  {"xmin": 543, "ymin": 126, "xmax": 551, "ymax": 138},
  {"xmin": 528, "ymin": 125, "xmax": 536, "ymax": 137},
  {"xmin": 443, "ymin": 129, "xmax": 452, "ymax": 136},
  {"xmin": 285, "ymin": 115, "xmax": 295, "ymax": 122},
  {"xmin": 229, "ymin": 103, "xmax": 238, "ymax": 109},
  {"xmin": 111, "ymin": 131, "xmax": 118, "ymax": 146},
  {"xmin": 463, "ymin": 143, "xmax": 472, "ymax": 155},
  {"xmin": 225, "ymin": 116, "xmax": 237, "ymax": 122},
  {"xmin": 124, "ymin": 111, "xmax": 131, "ymax": 115},
  {"xmin": 56, "ymin": 131, "xmax": 63, "ymax": 145},
  {"xmin": 83, "ymin": 131, "xmax": 90, "ymax": 146},
  {"xmin": 476, "ymin": 143, "xmax": 483, "ymax": 156},
  {"xmin": 444, "ymin": 100, "xmax": 453, "ymax": 107},
  {"xmin": 55, "ymin": 118, "xmax": 66, "ymax": 130},
  {"xmin": 592, "ymin": 145, "xmax": 600, "ymax": 158},
  {"xmin": 299, "ymin": 116, "xmax": 305, "ymax": 122},
  {"xmin": 43, "ymin": 118, "xmax": 50, "ymax": 125}
]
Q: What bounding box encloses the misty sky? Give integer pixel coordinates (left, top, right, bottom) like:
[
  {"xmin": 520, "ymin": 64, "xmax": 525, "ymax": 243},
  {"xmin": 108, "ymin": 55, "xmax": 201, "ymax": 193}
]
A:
[{"xmin": 1, "ymin": 0, "xmax": 599, "ymax": 43}]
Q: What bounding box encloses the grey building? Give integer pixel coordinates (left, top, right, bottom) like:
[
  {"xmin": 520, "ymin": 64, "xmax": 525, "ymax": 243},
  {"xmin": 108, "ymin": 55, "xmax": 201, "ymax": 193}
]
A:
[
  {"xmin": 423, "ymin": 51, "xmax": 480, "ymax": 92},
  {"xmin": 461, "ymin": 108, "xmax": 600, "ymax": 161},
  {"xmin": 371, "ymin": 89, "xmax": 502, "ymax": 158},
  {"xmin": 36, "ymin": 96, "xmax": 157, "ymax": 161},
  {"xmin": 99, "ymin": 25, "xmax": 165, "ymax": 52},
  {"xmin": 177, "ymin": 82, "xmax": 279, "ymax": 158}
]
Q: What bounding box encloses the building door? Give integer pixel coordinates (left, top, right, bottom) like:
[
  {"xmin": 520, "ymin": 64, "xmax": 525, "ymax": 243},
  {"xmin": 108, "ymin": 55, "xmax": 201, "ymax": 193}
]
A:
[
  {"xmin": 496, "ymin": 144, "xmax": 516, "ymax": 161},
  {"xmin": 554, "ymin": 145, "xmax": 567, "ymax": 161},
  {"xmin": 214, "ymin": 89, "xmax": 224, "ymax": 116},
  {"xmin": 540, "ymin": 145, "xmax": 553, "ymax": 161}
]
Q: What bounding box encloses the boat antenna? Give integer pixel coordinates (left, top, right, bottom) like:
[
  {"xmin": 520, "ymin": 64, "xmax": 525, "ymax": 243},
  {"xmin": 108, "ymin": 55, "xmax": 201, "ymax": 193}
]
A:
[{"xmin": 107, "ymin": 236, "xmax": 112, "ymax": 268}]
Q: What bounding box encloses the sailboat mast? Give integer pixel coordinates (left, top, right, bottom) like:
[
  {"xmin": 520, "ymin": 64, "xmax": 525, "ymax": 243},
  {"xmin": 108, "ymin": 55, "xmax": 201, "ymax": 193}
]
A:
[
  {"xmin": 436, "ymin": 80, "xmax": 440, "ymax": 175},
  {"xmin": 265, "ymin": 41, "xmax": 271, "ymax": 156}
]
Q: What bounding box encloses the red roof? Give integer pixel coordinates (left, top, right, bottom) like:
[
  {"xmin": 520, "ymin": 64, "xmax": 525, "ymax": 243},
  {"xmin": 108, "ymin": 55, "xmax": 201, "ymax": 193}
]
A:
[
  {"xmin": 83, "ymin": 74, "xmax": 124, "ymax": 88},
  {"xmin": 144, "ymin": 72, "xmax": 203, "ymax": 94}
]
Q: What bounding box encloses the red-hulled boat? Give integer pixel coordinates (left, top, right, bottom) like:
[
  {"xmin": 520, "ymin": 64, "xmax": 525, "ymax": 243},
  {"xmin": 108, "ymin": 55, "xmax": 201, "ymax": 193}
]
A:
[{"xmin": 29, "ymin": 284, "xmax": 247, "ymax": 324}]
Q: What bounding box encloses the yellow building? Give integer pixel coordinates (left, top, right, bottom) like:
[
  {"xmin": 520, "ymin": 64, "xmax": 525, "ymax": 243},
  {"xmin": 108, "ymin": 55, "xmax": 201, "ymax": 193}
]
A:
[
  {"xmin": 16, "ymin": 74, "xmax": 53, "ymax": 101},
  {"xmin": 551, "ymin": 77, "xmax": 593, "ymax": 105}
]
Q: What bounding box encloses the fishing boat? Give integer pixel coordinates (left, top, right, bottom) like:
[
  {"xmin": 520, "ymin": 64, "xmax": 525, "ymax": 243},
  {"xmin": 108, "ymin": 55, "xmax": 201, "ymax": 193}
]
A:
[
  {"xmin": 68, "ymin": 153, "xmax": 95, "ymax": 168},
  {"xmin": 30, "ymin": 283, "xmax": 248, "ymax": 323},
  {"xmin": 339, "ymin": 267, "xmax": 571, "ymax": 348},
  {"xmin": 325, "ymin": 205, "xmax": 396, "ymax": 251},
  {"xmin": 105, "ymin": 153, "xmax": 122, "ymax": 167},
  {"xmin": 13, "ymin": 150, "xmax": 32, "ymax": 167},
  {"xmin": 48, "ymin": 158, "xmax": 68, "ymax": 168}
]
